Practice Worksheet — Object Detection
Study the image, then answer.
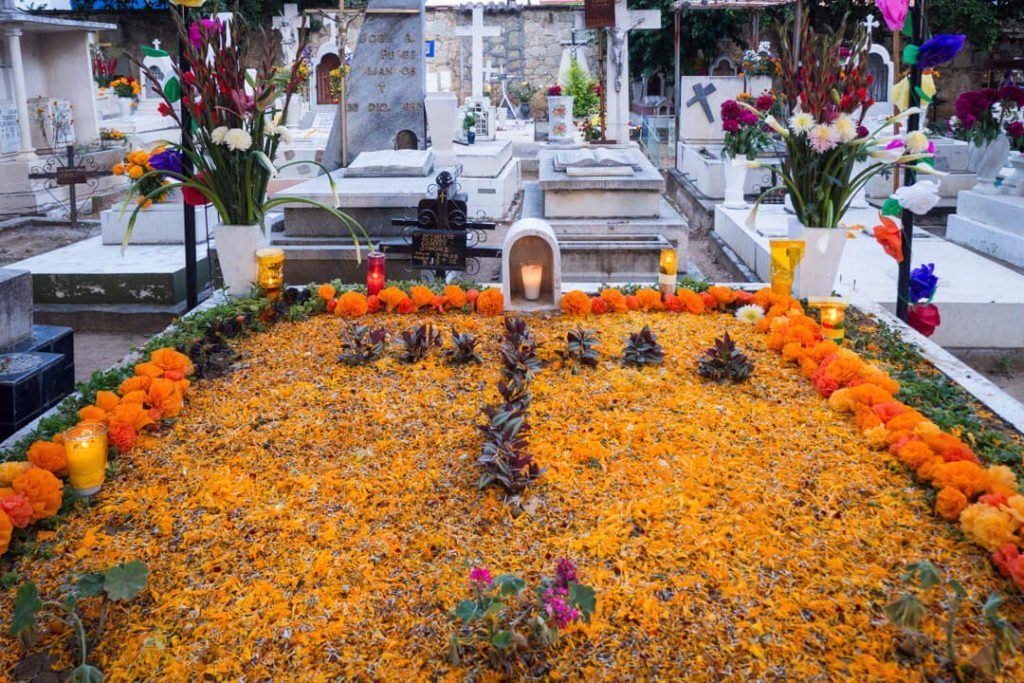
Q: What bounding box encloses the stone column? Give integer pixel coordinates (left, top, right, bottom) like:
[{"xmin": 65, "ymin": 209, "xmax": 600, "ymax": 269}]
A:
[{"xmin": 4, "ymin": 25, "xmax": 35, "ymax": 159}]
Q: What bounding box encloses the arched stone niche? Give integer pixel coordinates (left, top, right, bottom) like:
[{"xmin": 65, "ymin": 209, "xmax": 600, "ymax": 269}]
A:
[{"xmin": 502, "ymin": 218, "xmax": 562, "ymax": 312}]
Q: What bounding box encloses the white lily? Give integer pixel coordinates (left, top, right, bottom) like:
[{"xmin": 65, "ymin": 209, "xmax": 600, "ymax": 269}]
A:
[
  {"xmin": 764, "ymin": 115, "xmax": 789, "ymax": 138},
  {"xmin": 887, "ymin": 107, "xmax": 923, "ymax": 124},
  {"xmin": 910, "ymin": 163, "xmax": 949, "ymax": 177},
  {"xmin": 868, "ymin": 147, "xmax": 904, "ymax": 164}
]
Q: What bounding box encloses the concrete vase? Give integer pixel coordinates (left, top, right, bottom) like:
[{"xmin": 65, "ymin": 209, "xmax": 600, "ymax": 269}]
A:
[{"xmin": 970, "ymin": 134, "xmax": 1010, "ymax": 195}]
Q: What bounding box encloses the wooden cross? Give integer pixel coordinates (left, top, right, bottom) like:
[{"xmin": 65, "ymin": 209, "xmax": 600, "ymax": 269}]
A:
[{"xmin": 28, "ymin": 145, "xmax": 110, "ymax": 230}]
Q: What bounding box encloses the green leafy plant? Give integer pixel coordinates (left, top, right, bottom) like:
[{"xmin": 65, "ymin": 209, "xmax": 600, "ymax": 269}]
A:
[
  {"xmin": 339, "ymin": 324, "xmax": 389, "ymax": 366},
  {"xmin": 622, "ymin": 325, "xmax": 664, "ymax": 367},
  {"xmin": 556, "ymin": 325, "xmax": 600, "ymax": 370},
  {"xmin": 561, "ymin": 58, "xmax": 599, "ymax": 119},
  {"xmin": 449, "ymin": 559, "xmax": 596, "ymax": 673},
  {"xmin": 696, "ymin": 332, "xmax": 754, "ymax": 383},
  {"xmin": 444, "ymin": 327, "xmax": 483, "ymax": 366},
  {"xmin": 10, "ymin": 560, "xmax": 150, "ymax": 682},
  {"xmin": 399, "ymin": 323, "xmax": 442, "ymax": 364},
  {"xmin": 885, "ymin": 561, "xmax": 1020, "ymax": 679},
  {"xmin": 462, "ymin": 111, "xmax": 478, "ymax": 131}
]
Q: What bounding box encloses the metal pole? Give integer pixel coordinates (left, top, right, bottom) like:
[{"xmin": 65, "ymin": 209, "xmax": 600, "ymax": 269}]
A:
[
  {"xmin": 67, "ymin": 145, "xmax": 78, "ymax": 230},
  {"xmin": 179, "ymin": 5, "xmax": 199, "ymax": 310},
  {"xmin": 674, "ymin": 10, "xmax": 680, "ymax": 144},
  {"xmin": 897, "ymin": 0, "xmax": 923, "ymax": 322}
]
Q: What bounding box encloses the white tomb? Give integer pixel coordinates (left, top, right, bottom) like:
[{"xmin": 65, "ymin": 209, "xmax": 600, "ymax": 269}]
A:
[{"xmin": 947, "ymin": 190, "xmax": 1024, "ymax": 268}]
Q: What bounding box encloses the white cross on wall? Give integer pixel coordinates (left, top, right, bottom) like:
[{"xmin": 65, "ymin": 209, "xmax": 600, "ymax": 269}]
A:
[
  {"xmin": 862, "ymin": 13, "xmax": 880, "ymax": 45},
  {"xmin": 455, "ymin": 6, "xmax": 501, "ymax": 100},
  {"xmin": 152, "ymin": 38, "xmax": 161, "ymax": 51}
]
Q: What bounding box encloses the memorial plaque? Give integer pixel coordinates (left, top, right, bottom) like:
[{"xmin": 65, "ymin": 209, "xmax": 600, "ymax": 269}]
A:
[
  {"xmin": 0, "ymin": 106, "xmax": 19, "ymax": 155},
  {"xmin": 410, "ymin": 228, "xmax": 467, "ymax": 270},
  {"xmin": 55, "ymin": 167, "xmax": 88, "ymax": 186},
  {"xmin": 584, "ymin": 0, "xmax": 616, "ymax": 29},
  {"xmin": 324, "ymin": 0, "xmax": 427, "ymax": 167}
]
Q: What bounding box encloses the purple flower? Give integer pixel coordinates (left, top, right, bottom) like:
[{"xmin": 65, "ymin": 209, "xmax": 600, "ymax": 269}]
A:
[
  {"xmin": 722, "ymin": 119, "xmax": 740, "ymax": 133},
  {"xmin": 856, "ymin": 125, "xmax": 870, "ymax": 138},
  {"xmin": 720, "ymin": 100, "xmax": 741, "ymax": 121},
  {"xmin": 469, "ymin": 567, "xmax": 492, "ymax": 587},
  {"xmin": 917, "ymin": 34, "xmax": 965, "ymax": 70},
  {"xmin": 189, "ymin": 18, "xmax": 222, "ymax": 51},
  {"xmin": 149, "ymin": 148, "xmax": 183, "ymax": 176},
  {"xmin": 909, "ymin": 263, "xmax": 938, "ymax": 303},
  {"xmin": 555, "ymin": 558, "xmax": 578, "ymax": 588},
  {"xmin": 997, "ymin": 85, "xmax": 1024, "ymax": 107}
]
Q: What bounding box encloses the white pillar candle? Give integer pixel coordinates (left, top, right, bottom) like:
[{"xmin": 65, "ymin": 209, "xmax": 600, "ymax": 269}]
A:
[{"xmin": 521, "ymin": 262, "xmax": 543, "ymax": 301}]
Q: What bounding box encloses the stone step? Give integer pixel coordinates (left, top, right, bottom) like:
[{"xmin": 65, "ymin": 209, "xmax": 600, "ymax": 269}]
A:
[
  {"xmin": 957, "ymin": 190, "xmax": 1024, "ymax": 230},
  {"xmin": 947, "ymin": 214, "xmax": 1024, "ymax": 268}
]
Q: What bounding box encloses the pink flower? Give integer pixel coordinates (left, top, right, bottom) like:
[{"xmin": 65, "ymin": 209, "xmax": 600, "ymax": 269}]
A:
[
  {"xmin": 469, "ymin": 567, "xmax": 492, "ymax": 587},
  {"xmin": 875, "ymin": 0, "xmax": 909, "ymax": 32},
  {"xmin": 542, "ymin": 586, "xmax": 580, "ymax": 629},
  {"xmin": 555, "ymin": 558, "xmax": 578, "ymax": 588}
]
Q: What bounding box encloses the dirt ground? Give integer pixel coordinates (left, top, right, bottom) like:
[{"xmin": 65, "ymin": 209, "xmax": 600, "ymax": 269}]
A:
[{"xmin": 0, "ymin": 220, "xmax": 99, "ymax": 266}]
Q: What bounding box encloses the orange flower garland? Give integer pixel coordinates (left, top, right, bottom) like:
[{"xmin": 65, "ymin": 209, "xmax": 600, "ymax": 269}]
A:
[
  {"xmin": 12, "ymin": 467, "xmax": 63, "ymax": 523},
  {"xmin": 560, "ymin": 290, "xmax": 592, "ymax": 316},
  {"xmin": 0, "ymin": 510, "xmax": 11, "ymax": 556},
  {"xmin": 26, "ymin": 440, "xmax": 68, "ymax": 477},
  {"xmin": 336, "ymin": 290, "xmax": 369, "ymax": 317}
]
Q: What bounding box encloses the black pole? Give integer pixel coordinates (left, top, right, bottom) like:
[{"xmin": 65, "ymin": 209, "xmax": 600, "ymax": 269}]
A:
[
  {"xmin": 896, "ymin": 1, "xmax": 924, "ymax": 322},
  {"xmin": 179, "ymin": 6, "xmax": 198, "ymax": 310}
]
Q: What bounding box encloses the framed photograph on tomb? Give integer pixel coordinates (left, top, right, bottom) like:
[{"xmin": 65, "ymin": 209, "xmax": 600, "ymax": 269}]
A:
[{"xmin": 584, "ymin": 0, "xmax": 615, "ymax": 28}]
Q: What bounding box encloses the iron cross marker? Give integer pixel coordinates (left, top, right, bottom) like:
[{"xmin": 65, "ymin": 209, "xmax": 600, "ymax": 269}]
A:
[
  {"xmin": 685, "ymin": 82, "xmax": 717, "ymax": 123},
  {"xmin": 28, "ymin": 145, "xmax": 111, "ymax": 229}
]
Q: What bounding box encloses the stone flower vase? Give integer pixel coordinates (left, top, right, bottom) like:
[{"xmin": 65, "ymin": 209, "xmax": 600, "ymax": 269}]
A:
[
  {"xmin": 547, "ymin": 95, "xmax": 574, "ymax": 143},
  {"xmin": 213, "ymin": 223, "xmax": 269, "ymax": 297},
  {"xmin": 722, "ymin": 156, "xmax": 749, "ymax": 209},
  {"xmin": 788, "ymin": 219, "xmax": 848, "ymax": 298},
  {"xmin": 117, "ymin": 97, "xmax": 134, "ymax": 118},
  {"xmin": 970, "ymin": 134, "xmax": 1011, "ymax": 195}
]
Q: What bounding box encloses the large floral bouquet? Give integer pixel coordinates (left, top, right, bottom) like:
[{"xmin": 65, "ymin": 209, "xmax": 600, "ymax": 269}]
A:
[
  {"xmin": 124, "ymin": 12, "xmax": 364, "ymax": 247},
  {"xmin": 953, "ymin": 86, "xmax": 1024, "ymax": 146},
  {"xmin": 721, "ymin": 95, "xmax": 772, "ymax": 160},
  {"xmin": 744, "ymin": 13, "xmax": 940, "ymax": 228}
]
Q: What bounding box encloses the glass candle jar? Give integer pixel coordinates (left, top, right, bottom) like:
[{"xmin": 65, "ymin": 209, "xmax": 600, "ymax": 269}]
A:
[
  {"xmin": 64, "ymin": 423, "xmax": 108, "ymax": 497},
  {"xmin": 810, "ymin": 297, "xmax": 850, "ymax": 344},
  {"xmin": 366, "ymin": 251, "xmax": 385, "ymax": 297},
  {"xmin": 769, "ymin": 239, "xmax": 805, "ymax": 297},
  {"xmin": 520, "ymin": 262, "xmax": 543, "ymax": 301},
  {"xmin": 658, "ymin": 248, "xmax": 678, "ymax": 295},
  {"xmin": 256, "ymin": 247, "xmax": 285, "ymax": 300}
]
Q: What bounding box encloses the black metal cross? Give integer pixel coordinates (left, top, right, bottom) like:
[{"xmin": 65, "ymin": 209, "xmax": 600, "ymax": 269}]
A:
[
  {"xmin": 685, "ymin": 82, "xmax": 718, "ymax": 123},
  {"xmin": 28, "ymin": 145, "xmax": 110, "ymax": 229},
  {"xmin": 388, "ymin": 170, "xmax": 500, "ymax": 279}
]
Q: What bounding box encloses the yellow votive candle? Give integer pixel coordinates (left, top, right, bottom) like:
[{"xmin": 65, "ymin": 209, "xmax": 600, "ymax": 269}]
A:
[
  {"xmin": 256, "ymin": 247, "xmax": 285, "ymax": 300},
  {"xmin": 64, "ymin": 423, "xmax": 108, "ymax": 497},
  {"xmin": 809, "ymin": 297, "xmax": 850, "ymax": 344},
  {"xmin": 769, "ymin": 239, "xmax": 805, "ymax": 297},
  {"xmin": 659, "ymin": 248, "xmax": 678, "ymax": 295}
]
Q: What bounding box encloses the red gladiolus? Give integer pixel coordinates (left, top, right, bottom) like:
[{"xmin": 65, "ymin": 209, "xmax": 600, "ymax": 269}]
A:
[
  {"xmin": 182, "ymin": 173, "xmax": 211, "ymax": 206},
  {"xmin": 158, "ymin": 102, "xmax": 173, "ymax": 117}
]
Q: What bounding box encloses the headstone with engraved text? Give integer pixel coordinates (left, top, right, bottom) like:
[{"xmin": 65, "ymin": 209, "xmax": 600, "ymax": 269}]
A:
[
  {"xmin": 0, "ymin": 106, "xmax": 19, "ymax": 155},
  {"xmin": 324, "ymin": 0, "xmax": 426, "ymax": 167}
]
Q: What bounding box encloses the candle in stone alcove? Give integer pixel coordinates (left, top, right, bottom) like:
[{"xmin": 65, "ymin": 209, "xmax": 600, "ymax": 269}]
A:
[
  {"xmin": 658, "ymin": 248, "xmax": 678, "ymax": 295},
  {"xmin": 521, "ymin": 262, "xmax": 543, "ymax": 301}
]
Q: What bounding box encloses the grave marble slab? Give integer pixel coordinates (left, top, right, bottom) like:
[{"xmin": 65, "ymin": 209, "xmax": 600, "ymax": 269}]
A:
[
  {"xmin": 0, "ymin": 270, "xmax": 32, "ymax": 349},
  {"xmin": 455, "ymin": 139, "xmax": 512, "ymax": 178},
  {"xmin": 538, "ymin": 147, "xmax": 663, "ymax": 218},
  {"xmin": 345, "ymin": 149, "xmax": 435, "ymax": 177}
]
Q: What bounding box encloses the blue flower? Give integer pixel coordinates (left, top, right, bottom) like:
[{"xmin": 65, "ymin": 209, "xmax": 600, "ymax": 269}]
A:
[
  {"xmin": 909, "ymin": 263, "xmax": 938, "ymax": 303},
  {"xmin": 148, "ymin": 149, "xmax": 183, "ymax": 176},
  {"xmin": 917, "ymin": 34, "xmax": 965, "ymax": 70}
]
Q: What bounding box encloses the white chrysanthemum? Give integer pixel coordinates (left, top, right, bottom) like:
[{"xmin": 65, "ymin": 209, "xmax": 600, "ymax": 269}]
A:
[
  {"xmin": 224, "ymin": 128, "xmax": 253, "ymax": 152},
  {"xmin": 210, "ymin": 126, "xmax": 229, "ymax": 144},
  {"xmin": 834, "ymin": 115, "xmax": 857, "ymax": 142},
  {"xmin": 735, "ymin": 304, "xmax": 765, "ymax": 324},
  {"xmin": 808, "ymin": 124, "xmax": 840, "ymax": 153},
  {"xmin": 905, "ymin": 130, "xmax": 930, "ymax": 155},
  {"xmin": 788, "ymin": 112, "xmax": 815, "ymax": 134}
]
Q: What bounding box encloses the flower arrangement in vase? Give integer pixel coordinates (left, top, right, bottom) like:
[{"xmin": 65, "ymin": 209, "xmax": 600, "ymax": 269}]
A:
[
  {"xmin": 952, "ymin": 86, "xmax": 1024, "ymax": 193},
  {"xmin": 720, "ymin": 94, "xmax": 772, "ymax": 208},
  {"xmin": 112, "ymin": 148, "xmax": 173, "ymax": 208},
  {"xmin": 124, "ymin": 11, "xmax": 366, "ymax": 296},
  {"xmin": 741, "ymin": 41, "xmax": 781, "ymax": 79}
]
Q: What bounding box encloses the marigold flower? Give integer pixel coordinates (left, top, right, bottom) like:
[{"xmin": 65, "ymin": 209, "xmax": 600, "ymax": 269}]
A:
[
  {"xmin": 119, "ymin": 374, "xmax": 153, "ymax": 395},
  {"xmin": 676, "ymin": 289, "xmax": 704, "ymax": 314},
  {"xmin": 397, "ymin": 298, "xmax": 415, "ymax": 314},
  {"xmin": 475, "ymin": 288, "xmax": 504, "ymax": 316},
  {"xmin": 466, "ymin": 289, "xmax": 480, "ymax": 307},
  {"xmin": 935, "ymin": 487, "xmax": 968, "ymax": 521},
  {"xmin": 600, "ymin": 289, "xmax": 628, "ymax": 313},
  {"xmin": 108, "ymin": 422, "xmax": 138, "ymax": 454},
  {"xmin": 134, "ymin": 362, "xmax": 165, "ymax": 379},
  {"xmin": 864, "ymin": 425, "xmax": 890, "ymax": 449},
  {"xmin": 886, "ymin": 410, "xmax": 926, "ymax": 433},
  {"xmin": 663, "ymin": 294, "xmax": 683, "ymax": 313},
  {"xmin": 336, "ymin": 291, "xmax": 369, "ymax": 317},
  {"xmin": 26, "ymin": 440, "xmax": 68, "ymax": 477},
  {"xmin": 988, "ymin": 465, "xmax": 1019, "ymax": 494},
  {"xmin": 635, "ymin": 288, "xmax": 664, "ymax": 312},
  {"xmin": 960, "ymin": 502, "xmax": 1020, "ymax": 551},
  {"xmin": 430, "ymin": 295, "xmax": 447, "ymax": 313},
  {"xmin": 444, "ymin": 285, "xmax": 467, "ymax": 309},
  {"xmin": 932, "ymin": 461, "xmax": 992, "ymax": 498},
  {"xmin": 0, "ymin": 510, "xmax": 11, "ymax": 556},
  {"xmin": 409, "ymin": 285, "xmax": 435, "ymax": 310},
  {"xmin": 853, "ymin": 403, "xmax": 884, "ymax": 431},
  {"xmin": 147, "ymin": 378, "xmax": 184, "ymax": 419},
  {"xmin": 317, "ymin": 284, "xmax": 336, "ymax": 301},
  {"xmin": 0, "ymin": 494, "xmax": 33, "ymax": 529},
  {"xmin": 379, "ymin": 286, "xmax": 410, "ymax": 312},
  {"xmin": 77, "ymin": 405, "xmax": 109, "ymax": 424},
  {"xmin": 95, "ymin": 390, "xmax": 121, "ymax": 412},
  {"xmin": 894, "ymin": 439, "xmax": 934, "ymax": 470},
  {"xmin": 12, "ymin": 467, "xmax": 64, "ymax": 522},
  {"xmin": 367, "ymin": 295, "xmax": 382, "ymax": 313},
  {"xmin": 119, "ymin": 390, "xmax": 149, "ymax": 406},
  {"xmin": 150, "ymin": 348, "xmax": 195, "ymax": 377},
  {"xmin": 939, "ymin": 444, "xmax": 979, "ymax": 465},
  {"xmin": 735, "ymin": 290, "xmax": 755, "ymax": 305},
  {"xmin": 0, "ymin": 461, "xmax": 30, "ymax": 487},
  {"xmin": 699, "ymin": 292, "xmax": 717, "ymax": 311},
  {"xmin": 625, "ymin": 294, "xmax": 640, "ymax": 310},
  {"xmin": 993, "ymin": 544, "xmax": 1024, "ymax": 590},
  {"xmin": 590, "ymin": 296, "xmax": 607, "ymax": 314},
  {"xmin": 707, "ymin": 285, "xmax": 737, "ymax": 308},
  {"xmin": 561, "ymin": 290, "xmax": 592, "ymax": 316}
]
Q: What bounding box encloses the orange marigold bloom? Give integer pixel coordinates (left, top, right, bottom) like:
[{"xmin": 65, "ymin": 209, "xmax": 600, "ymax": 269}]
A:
[
  {"xmin": 663, "ymin": 294, "xmax": 683, "ymax": 313},
  {"xmin": 935, "ymin": 487, "xmax": 969, "ymax": 521},
  {"xmin": 77, "ymin": 405, "xmax": 108, "ymax": 424},
  {"xmin": 852, "ymin": 403, "xmax": 884, "ymax": 431},
  {"xmin": 119, "ymin": 374, "xmax": 152, "ymax": 396},
  {"xmin": 108, "ymin": 422, "xmax": 138, "ymax": 454},
  {"xmin": 26, "ymin": 440, "xmax": 68, "ymax": 477},
  {"xmin": 676, "ymin": 289, "xmax": 704, "ymax": 314},
  {"xmin": 150, "ymin": 348, "xmax": 194, "ymax": 377},
  {"xmin": 134, "ymin": 361, "xmax": 165, "ymax": 379},
  {"xmin": 0, "ymin": 461, "xmax": 30, "ymax": 487},
  {"xmin": 148, "ymin": 378, "xmax": 184, "ymax": 419},
  {"xmin": 317, "ymin": 284, "xmax": 336, "ymax": 301},
  {"xmin": 397, "ymin": 298, "xmax": 415, "ymax": 314},
  {"xmin": 894, "ymin": 439, "xmax": 935, "ymax": 470},
  {"xmin": 409, "ymin": 285, "xmax": 435, "ymax": 310},
  {"xmin": 625, "ymin": 294, "xmax": 640, "ymax": 310},
  {"xmin": 561, "ymin": 290, "xmax": 593, "ymax": 316},
  {"xmin": 335, "ymin": 290, "xmax": 369, "ymax": 317},
  {"xmin": 0, "ymin": 493, "xmax": 33, "ymax": 529},
  {"xmin": 444, "ymin": 285, "xmax": 467, "ymax": 309},
  {"xmin": 591, "ymin": 296, "xmax": 607, "ymax": 314},
  {"xmin": 635, "ymin": 288, "xmax": 664, "ymax": 312},
  {"xmin": 109, "ymin": 402, "xmax": 155, "ymax": 432},
  {"xmin": 707, "ymin": 285, "xmax": 737, "ymax": 308},
  {"xmin": 988, "ymin": 465, "xmax": 1019, "ymax": 494},
  {"xmin": 781, "ymin": 342, "xmax": 809, "ymax": 363},
  {"xmin": 600, "ymin": 289, "xmax": 628, "ymax": 313},
  {"xmin": 95, "ymin": 390, "xmax": 121, "ymax": 412},
  {"xmin": 932, "ymin": 461, "xmax": 992, "ymax": 498},
  {"xmin": 475, "ymin": 288, "xmax": 504, "ymax": 316},
  {"xmin": 829, "ymin": 384, "xmax": 894, "ymax": 412},
  {"xmin": 886, "ymin": 410, "xmax": 926, "ymax": 433},
  {"xmin": 12, "ymin": 467, "xmax": 64, "ymax": 522},
  {"xmin": 960, "ymin": 502, "xmax": 1020, "ymax": 551},
  {"xmin": 120, "ymin": 390, "xmax": 148, "ymax": 405},
  {"xmin": 0, "ymin": 510, "xmax": 11, "ymax": 556},
  {"xmin": 379, "ymin": 286, "xmax": 410, "ymax": 312},
  {"xmin": 367, "ymin": 295, "xmax": 382, "ymax": 313},
  {"xmin": 699, "ymin": 291, "xmax": 717, "ymax": 310},
  {"xmin": 872, "ymin": 401, "xmax": 907, "ymax": 423}
]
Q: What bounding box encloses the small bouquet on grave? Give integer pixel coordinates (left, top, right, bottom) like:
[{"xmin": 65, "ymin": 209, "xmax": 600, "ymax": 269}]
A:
[
  {"xmin": 741, "ymin": 41, "xmax": 781, "ymax": 79},
  {"xmin": 91, "ymin": 50, "xmax": 118, "ymax": 89},
  {"xmin": 547, "ymin": 85, "xmax": 563, "ymax": 97},
  {"xmin": 112, "ymin": 148, "xmax": 173, "ymax": 208},
  {"xmin": 109, "ymin": 76, "xmax": 141, "ymax": 99},
  {"xmin": 272, "ymin": 45, "xmax": 312, "ymax": 95},
  {"xmin": 122, "ymin": 10, "xmax": 365, "ymax": 249},
  {"xmin": 720, "ymin": 98, "xmax": 770, "ymax": 161},
  {"xmin": 951, "ymin": 86, "xmax": 1024, "ymax": 147},
  {"xmin": 741, "ymin": 12, "xmax": 954, "ymax": 229}
]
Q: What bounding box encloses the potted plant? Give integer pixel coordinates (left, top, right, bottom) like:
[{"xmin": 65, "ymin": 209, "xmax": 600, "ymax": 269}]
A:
[
  {"xmin": 511, "ymin": 81, "xmax": 536, "ymax": 119},
  {"xmin": 109, "ymin": 76, "xmax": 140, "ymax": 117},
  {"xmin": 743, "ymin": 12, "xmax": 952, "ymax": 297},
  {"xmin": 546, "ymin": 85, "xmax": 573, "ymax": 143},
  {"xmin": 720, "ymin": 93, "xmax": 772, "ymax": 209},
  {"xmin": 125, "ymin": 11, "xmax": 366, "ymax": 297},
  {"xmin": 463, "ymin": 110, "xmax": 478, "ymax": 145},
  {"xmin": 952, "ymin": 86, "xmax": 1024, "ymax": 194}
]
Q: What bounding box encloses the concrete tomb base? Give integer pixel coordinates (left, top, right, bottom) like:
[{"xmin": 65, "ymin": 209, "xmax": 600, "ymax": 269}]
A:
[{"xmin": 947, "ymin": 191, "xmax": 1024, "ymax": 268}]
